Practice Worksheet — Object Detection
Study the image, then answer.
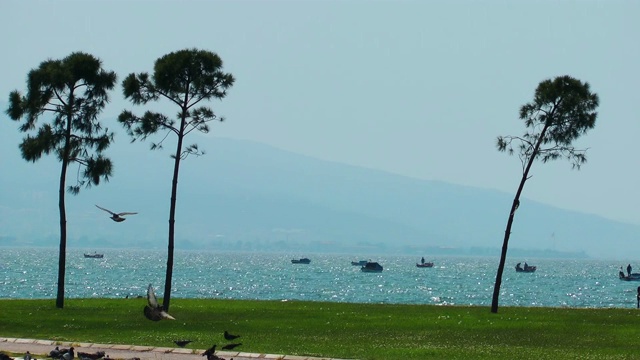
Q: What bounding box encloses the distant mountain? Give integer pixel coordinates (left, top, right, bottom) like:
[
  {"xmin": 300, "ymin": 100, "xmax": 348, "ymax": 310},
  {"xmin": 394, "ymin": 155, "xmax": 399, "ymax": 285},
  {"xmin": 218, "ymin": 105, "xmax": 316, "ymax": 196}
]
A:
[{"xmin": 0, "ymin": 128, "xmax": 637, "ymax": 259}]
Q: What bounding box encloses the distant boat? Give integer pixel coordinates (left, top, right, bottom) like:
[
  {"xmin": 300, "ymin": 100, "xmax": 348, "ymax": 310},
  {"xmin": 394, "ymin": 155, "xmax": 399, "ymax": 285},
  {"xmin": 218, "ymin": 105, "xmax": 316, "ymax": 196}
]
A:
[
  {"xmin": 351, "ymin": 260, "xmax": 368, "ymax": 266},
  {"xmin": 291, "ymin": 258, "xmax": 311, "ymax": 264},
  {"xmin": 619, "ymin": 272, "xmax": 640, "ymax": 281},
  {"xmin": 416, "ymin": 262, "xmax": 434, "ymax": 268},
  {"xmin": 361, "ymin": 262, "xmax": 383, "ymax": 273},
  {"xmin": 84, "ymin": 253, "xmax": 104, "ymax": 259},
  {"xmin": 515, "ymin": 262, "xmax": 536, "ymax": 273}
]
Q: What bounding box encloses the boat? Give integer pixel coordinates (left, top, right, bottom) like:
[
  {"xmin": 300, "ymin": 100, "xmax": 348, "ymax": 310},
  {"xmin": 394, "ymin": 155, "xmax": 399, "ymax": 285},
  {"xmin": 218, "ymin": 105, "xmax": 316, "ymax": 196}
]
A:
[
  {"xmin": 416, "ymin": 262, "xmax": 434, "ymax": 268},
  {"xmin": 515, "ymin": 262, "xmax": 536, "ymax": 272},
  {"xmin": 361, "ymin": 262, "xmax": 383, "ymax": 273},
  {"xmin": 351, "ymin": 260, "xmax": 368, "ymax": 266},
  {"xmin": 291, "ymin": 258, "xmax": 311, "ymax": 264},
  {"xmin": 84, "ymin": 253, "xmax": 104, "ymax": 259},
  {"xmin": 619, "ymin": 272, "xmax": 640, "ymax": 281}
]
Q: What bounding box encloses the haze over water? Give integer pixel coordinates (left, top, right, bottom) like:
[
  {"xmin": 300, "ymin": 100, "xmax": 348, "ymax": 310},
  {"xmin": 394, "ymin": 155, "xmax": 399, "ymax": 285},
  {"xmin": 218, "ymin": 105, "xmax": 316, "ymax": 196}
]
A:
[{"xmin": 1, "ymin": 248, "xmax": 637, "ymax": 309}]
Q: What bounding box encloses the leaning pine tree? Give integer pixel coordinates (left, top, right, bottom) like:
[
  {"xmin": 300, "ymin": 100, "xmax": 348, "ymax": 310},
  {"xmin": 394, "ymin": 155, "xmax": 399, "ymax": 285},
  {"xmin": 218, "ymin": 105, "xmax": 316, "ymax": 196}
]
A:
[
  {"xmin": 6, "ymin": 52, "xmax": 117, "ymax": 308},
  {"xmin": 491, "ymin": 75, "xmax": 599, "ymax": 313},
  {"xmin": 118, "ymin": 48, "xmax": 235, "ymax": 310}
]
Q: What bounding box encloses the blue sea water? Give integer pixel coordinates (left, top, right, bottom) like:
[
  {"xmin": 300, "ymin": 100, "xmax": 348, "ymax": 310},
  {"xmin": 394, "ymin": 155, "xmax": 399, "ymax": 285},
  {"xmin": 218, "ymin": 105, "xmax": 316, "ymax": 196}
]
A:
[{"xmin": 1, "ymin": 248, "xmax": 637, "ymax": 309}]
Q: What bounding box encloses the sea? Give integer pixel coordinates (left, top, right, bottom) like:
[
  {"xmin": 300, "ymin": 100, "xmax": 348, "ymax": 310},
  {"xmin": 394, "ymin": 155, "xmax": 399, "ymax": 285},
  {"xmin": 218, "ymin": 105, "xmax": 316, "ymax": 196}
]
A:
[{"xmin": 1, "ymin": 248, "xmax": 638, "ymax": 309}]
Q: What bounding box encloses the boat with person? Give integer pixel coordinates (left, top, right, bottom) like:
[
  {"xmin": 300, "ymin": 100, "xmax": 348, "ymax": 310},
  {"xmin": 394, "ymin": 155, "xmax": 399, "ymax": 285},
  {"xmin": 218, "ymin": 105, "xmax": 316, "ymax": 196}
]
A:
[
  {"xmin": 84, "ymin": 253, "xmax": 104, "ymax": 259},
  {"xmin": 416, "ymin": 262, "xmax": 434, "ymax": 268},
  {"xmin": 515, "ymin": 262, "xmax": 536, "ymax": 272},
  {"xmin": 361, "ymin": 262, "xmax": 383, "ymax": 273},
  {"xmin": 291, "ymin": 258, "xmax": 311, "ymax": 264},
  {"xmin": 619, "ymin": 273, "xmax": 640, "ymax": 281},
  {"xmin": 416, "ymin": 256, "xmax": 433, "ymax": 268}
]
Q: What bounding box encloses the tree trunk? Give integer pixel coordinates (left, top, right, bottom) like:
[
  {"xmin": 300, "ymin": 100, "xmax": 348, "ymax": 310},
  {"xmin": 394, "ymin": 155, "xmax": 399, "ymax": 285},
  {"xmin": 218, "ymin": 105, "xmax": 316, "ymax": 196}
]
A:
[
  {"xmin": 56, "ymin": 96, "xmax": 74, "ymax": 309},
  {"xmin": 163, "ymin": 119, "xmax": 186, "ymax": 311},
  {"xmin": 491, "ymin": 123, "xmax": 550, "ymax": 313},
  {"xmin": 56, "ymin": 158, "xmax": 68, "ymax": 309}
]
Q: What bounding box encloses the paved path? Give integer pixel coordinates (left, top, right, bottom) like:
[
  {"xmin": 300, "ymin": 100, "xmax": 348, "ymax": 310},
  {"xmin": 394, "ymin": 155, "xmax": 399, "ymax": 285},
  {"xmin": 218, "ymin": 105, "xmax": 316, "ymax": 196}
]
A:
[{"xmin": 0, "ymin": 338, "xmax": 351, "ymax": 360}]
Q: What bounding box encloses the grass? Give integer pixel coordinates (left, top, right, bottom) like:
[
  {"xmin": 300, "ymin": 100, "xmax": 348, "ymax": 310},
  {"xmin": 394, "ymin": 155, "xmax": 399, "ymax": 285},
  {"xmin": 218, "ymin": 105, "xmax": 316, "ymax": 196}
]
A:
[{"xmin": 1, "ymin": 298, "xmax": 640, "ymax": 359}]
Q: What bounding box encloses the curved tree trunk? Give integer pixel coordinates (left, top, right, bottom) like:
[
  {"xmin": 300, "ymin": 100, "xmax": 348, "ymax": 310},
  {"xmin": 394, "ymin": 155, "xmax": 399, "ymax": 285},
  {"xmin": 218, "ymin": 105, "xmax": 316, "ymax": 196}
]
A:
[
  {"xmin": 163, "ymin": 116, "xmax": 187, "ymax": 311},
  {"xmin": 491, "ymin": 123, "xmax": 550, "ymax": 313}
]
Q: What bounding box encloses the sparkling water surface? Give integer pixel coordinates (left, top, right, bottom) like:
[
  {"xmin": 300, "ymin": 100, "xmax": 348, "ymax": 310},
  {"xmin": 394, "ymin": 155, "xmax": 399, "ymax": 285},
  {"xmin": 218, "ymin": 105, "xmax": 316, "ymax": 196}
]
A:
[{"xmin": 1, "ymin": 248, "xmax": 636, "ymax": 308}]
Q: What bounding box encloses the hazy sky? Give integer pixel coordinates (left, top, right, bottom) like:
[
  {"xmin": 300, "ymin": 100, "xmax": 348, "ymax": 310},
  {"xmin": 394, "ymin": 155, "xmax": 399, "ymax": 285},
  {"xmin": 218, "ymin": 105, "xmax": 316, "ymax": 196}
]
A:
[{"xmin": 1, "ymin": 1, "xmax": 639, "ymax": 225}]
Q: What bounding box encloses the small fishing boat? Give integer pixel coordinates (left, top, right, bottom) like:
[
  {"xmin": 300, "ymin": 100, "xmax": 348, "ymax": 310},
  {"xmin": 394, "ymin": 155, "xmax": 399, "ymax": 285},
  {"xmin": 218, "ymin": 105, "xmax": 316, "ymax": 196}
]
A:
[
  {"xmin": 84, "ymin": 253, "xmax": 104, "ymax": 259},
  {"xmin": 619, "ymin": 272, "xmax": 640, "ymax": 281},
  {"xmin": 515, "ymin": 262, "xmax": 536, "ymax": 272},
  {"xmin": 361, "ymin": 262, "xmax": 383, "ymax": 273},
  {"xmin": 291, "ymin": 258, "xmax": 311, "ymax": 264},
  {"xmin": 416, "ymin": 262, "xmax": 434, "ymax": 268}
]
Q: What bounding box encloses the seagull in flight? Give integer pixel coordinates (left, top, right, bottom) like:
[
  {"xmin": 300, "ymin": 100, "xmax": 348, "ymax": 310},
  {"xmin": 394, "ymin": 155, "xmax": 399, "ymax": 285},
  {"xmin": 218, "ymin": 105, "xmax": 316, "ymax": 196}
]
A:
[
  {"xmin": 144, "ymin": 284, "xmax": 175, "ymax": 321},
  {"xmin": 95, "ymin": 205, "xmax": 137, "ymax": 222}
]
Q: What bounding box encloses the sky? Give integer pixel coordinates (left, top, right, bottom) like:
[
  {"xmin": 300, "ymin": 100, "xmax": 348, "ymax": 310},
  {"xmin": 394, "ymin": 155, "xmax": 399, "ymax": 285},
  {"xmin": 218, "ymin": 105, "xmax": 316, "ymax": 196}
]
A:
[{"xmin": 1, "ymin": 0, "xmax": 639, "ymax": 226}]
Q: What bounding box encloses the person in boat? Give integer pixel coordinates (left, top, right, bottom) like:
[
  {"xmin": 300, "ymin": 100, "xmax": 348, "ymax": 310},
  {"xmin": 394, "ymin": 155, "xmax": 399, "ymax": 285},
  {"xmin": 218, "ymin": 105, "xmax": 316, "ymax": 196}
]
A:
[
  {"xmin": 620, "ymin": 267, "xmax": 627, "ymax": 279},
  {"xmin": 628, "ymin": 264, "xmax": 632, "ymax": 277},
  {"xmin": 524, "ymin": 262, "xmax": 529, "ymax": 271},
  {"xmin": 516, "ymin": 262, "xmax": 523, "ymax": 271},
  {"xmin": 421, "ymin": 257, "xmax": 425, "ymax": 265}
]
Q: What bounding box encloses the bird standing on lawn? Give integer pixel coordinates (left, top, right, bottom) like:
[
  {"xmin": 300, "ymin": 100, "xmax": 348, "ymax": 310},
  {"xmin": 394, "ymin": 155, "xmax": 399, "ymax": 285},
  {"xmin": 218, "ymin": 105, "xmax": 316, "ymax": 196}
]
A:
[
  {"xmin": 95, "ymin": 205, "xmax": 137, "ymax": 222},
  {"xmin": 174, "ymin": 340, "xmax": 192, "ymax": 348},
  {"xmin": 223, "ymin": 331, "xmax": 240, "ymax": 341}
]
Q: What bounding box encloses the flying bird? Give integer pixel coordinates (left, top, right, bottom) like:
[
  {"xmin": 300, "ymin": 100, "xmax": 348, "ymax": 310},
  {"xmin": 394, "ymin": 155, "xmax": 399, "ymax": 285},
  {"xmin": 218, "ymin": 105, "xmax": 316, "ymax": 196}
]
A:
[
  {"xmin": 174, "ymin": 340, "xmax": 192, "ymax": 348},
  {"xmin": 144, "ymin": 284, "xmax": 175, "ymax": 321},
  {"xmin": 201, "ymin": 345, "xmax": 216, "ymax": 360},
  {"xmin": 221, "ymin": 343, "xmax": 242, "ymax": 351},
  {"xmin": 223, "ymin": 331, "xmax": 240, "ymax": 341},
  {"xmin": 95, "ymin": 205, "xmax": 137, "ymax": 222}
]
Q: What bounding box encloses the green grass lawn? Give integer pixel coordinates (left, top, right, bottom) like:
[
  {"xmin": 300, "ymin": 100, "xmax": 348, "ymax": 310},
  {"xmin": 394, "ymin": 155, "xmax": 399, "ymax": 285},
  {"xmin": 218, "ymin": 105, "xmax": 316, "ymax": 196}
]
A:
[{"xmin": 1, "ymin": 298, "xmax": 639, "ymax": 360}]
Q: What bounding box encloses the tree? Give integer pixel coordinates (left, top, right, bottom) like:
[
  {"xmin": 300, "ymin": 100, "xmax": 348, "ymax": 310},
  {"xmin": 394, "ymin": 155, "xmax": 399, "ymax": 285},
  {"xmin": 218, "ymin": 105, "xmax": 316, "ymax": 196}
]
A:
[
  {"xmin": 6, "ymin": 52, "xmax": 117, "ymax": 308},
  {"xmin": 490, "ymin": 75, "xmax": 599, "ymax": 313},
  {"xmin": 118, "ymin": 48, "xmax": 235, "ymax": 310}
]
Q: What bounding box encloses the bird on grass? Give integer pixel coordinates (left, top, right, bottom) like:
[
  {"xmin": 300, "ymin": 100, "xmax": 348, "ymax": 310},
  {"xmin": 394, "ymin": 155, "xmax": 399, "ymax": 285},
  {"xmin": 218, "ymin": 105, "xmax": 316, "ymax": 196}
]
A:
[
  {"xmin": 144, "ymin": 284, "xmax": 175, "ymax": 321},
  {"xmin": 174, "ymin": 340, "xmax": 192, "ymax": 348},
  {"xmin": 223, "ymin": 331, "xmax": 240, "ymax": 341},
  {"xmin": 221, "ymin": 343, "xmax": 242, "ymax": 351},
  {"xmin": 95, "ymin": 205, "xmax": 137, "ymax": 222}
]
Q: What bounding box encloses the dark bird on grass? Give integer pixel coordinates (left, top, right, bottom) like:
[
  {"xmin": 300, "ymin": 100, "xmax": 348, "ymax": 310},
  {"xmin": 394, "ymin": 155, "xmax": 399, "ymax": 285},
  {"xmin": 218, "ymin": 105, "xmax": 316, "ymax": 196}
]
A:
[
  {"xmin": 95, "ymin": 205, "xmax": 137, "ymax": 222},
  {"xmin": 221, "ymin": 343, "xmax": 242, "ymax": 351},
  {"xmin": 202, "ymin": 345, "xmax": 216, "ymax": 360},
  {"xmin": 174, "ymin": 340, "xmax": 192, "ymax": 348},
  {"xmin": 76, "ymin": 351, "xmax": 105, "ymax": 360},
  {"xmin": 223, "ymin": 331, "xmax": 240, "ymax": 341},
  {"xmin": 144, "ymin": 284, "xmax": 175, "ymax": 321},
  {"xmin": 62, "ymin": 347, "xmax": 75, "ymax": 360}
]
